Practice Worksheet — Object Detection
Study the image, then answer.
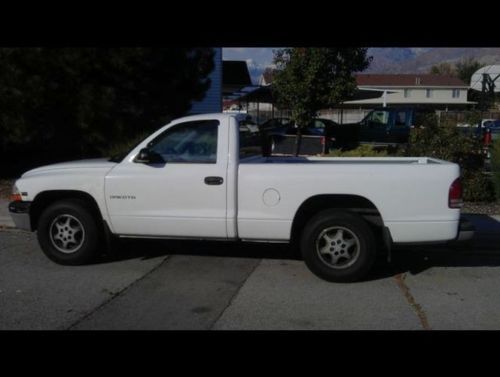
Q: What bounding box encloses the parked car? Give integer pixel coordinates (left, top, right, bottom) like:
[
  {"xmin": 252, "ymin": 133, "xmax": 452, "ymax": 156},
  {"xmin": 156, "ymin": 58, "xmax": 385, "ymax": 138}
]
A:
[
  {"xmin": 485, "ymin": 119, "xmax": 500, "ymax": 133},
  {"xmin": 457, "ymin": 118, "xmax": 500, "ymax": 143},
  {"xmin": 331, "ymin": 107, "xmax": 435, "ymax": 148},
  {"xmin": 9, "ymin": 113, "xmax": 473, "ymax": 282},
  {"xmin": 259, "ymin": 117, "xmax": 293, "ymax": 132},
  {"xmin": 457, "ymin": 119, "xmax": 497, "ymax": 129}
]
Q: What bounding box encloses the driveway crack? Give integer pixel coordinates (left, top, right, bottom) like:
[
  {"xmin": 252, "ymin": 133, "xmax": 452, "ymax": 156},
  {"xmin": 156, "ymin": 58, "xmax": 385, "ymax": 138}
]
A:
[
  {"xmin": 394, "ymin": 273, "xmax": 431, "ymax": 330},
  {"xmin": 209, "ymin": 258, "xmax": 262, "ymax": 330},
  {"xmin": 65, "ymin": 255, "xmax": 171, "ymax": 330}
]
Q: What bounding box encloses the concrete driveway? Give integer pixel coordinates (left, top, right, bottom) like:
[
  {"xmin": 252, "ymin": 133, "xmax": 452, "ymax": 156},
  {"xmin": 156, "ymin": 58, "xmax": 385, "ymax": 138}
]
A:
[{"xmin": 1, "ymin": 214, "xmax": 500, "ymax": 330}]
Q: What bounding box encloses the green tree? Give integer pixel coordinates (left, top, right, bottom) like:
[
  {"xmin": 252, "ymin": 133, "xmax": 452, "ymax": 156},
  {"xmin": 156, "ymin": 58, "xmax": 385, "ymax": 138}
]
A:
[
  {"xmin": 0, "ymin": 48, "xmax": 215, "ymax": 175},
  {"xmin": 429, "ymin": 62, "xmax": 455, "ymax": 76},
  {"xmin": 455, "ymin": 57, "xmax": 486, "ymax": 108},
  {"xmin": 455, "ymin": 57, "xmax": 482, "ymax": 84},
  {"xmin": 272, "ymin": 48, "xmax": 372, "ymax": 155}
]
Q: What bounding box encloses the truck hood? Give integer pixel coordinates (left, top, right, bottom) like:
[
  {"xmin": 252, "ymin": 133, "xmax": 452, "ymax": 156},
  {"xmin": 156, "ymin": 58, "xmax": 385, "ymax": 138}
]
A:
[{"xmin": 22, "ymin": 158, "xmax": 117, "ymax": 178}]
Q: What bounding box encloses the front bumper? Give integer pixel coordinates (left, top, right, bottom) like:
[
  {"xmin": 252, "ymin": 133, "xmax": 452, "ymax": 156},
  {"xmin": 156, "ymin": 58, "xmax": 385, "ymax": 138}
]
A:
[{"xmin": 8, "ymin": 201, "xmax": 32, "ymax": 231}]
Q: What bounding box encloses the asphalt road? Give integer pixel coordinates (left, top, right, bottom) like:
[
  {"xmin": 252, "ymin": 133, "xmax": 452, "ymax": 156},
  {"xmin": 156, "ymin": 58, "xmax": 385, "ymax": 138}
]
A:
[{"xmin": 1, "ymin": 214, "xmax": 500, "ymax": 330}]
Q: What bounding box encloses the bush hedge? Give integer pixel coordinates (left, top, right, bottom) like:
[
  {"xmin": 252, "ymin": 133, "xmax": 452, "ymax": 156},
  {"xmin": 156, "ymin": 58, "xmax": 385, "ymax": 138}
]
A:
[
  {"xmin": 0, "ymin": 48, "xmax": 216, "ymax": 176},
  {"xmin": 326, "ymin": 113, "xmax": 497, "ymax": 203},
  {"xmin": 326, "ymin": 144, "xmax": 389, "ymax": 157},
  {"xmin": 491, "ymin": 140, "xmax": 500, "ymax": 200},
  {"xmin": 406, "ymin": 113, "xmax": 496, "ymax": 202}
]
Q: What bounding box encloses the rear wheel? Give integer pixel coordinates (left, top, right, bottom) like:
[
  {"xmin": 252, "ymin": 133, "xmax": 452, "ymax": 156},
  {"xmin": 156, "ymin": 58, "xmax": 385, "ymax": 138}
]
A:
[
  {"xmin": 37, "ymin": 199, "xmax": 101, "ymax": 265},
  {"xmin": 300, "ymin": 210, "xmax": 376, "ymax": 282}
]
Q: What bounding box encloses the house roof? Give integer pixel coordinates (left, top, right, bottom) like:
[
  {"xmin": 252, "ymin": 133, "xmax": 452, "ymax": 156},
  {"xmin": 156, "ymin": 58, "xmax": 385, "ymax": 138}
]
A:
[
  {"xmin": 260, "ymin": 70, "xmax": 467, "ymax": 87},
  {"xmin": 223, "ymin": 61, "xmax": 252, "ymax": 87},
  {"xmin": 233, "ymin": 85, "xmax": 384, "ymax": 104},
  {"xmin": 355, "ymin": 74, "xmax": 467, "ymax": 87}
]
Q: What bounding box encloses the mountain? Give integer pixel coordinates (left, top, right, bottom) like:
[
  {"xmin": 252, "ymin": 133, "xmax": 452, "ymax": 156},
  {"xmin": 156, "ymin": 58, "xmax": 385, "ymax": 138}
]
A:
[
  {"xmin": 366, "ymin": 48, "xmax": 500, "ymax": 74},
  {"xmin": 365, "ymin": 48, "xmax": 419, "ymax": 72},
  {"xmin": 241, "ymin": 48, "xmax": 500, "ymax": 85}
]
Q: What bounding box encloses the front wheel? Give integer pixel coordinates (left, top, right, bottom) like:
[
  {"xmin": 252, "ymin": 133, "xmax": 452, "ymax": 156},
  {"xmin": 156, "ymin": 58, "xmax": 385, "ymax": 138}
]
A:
[
  {"xmin": 37, "ymin": 199, "xmax": 101, "ymax": 265},
  {"xmin": 300, "ymin": 210, "xmax": 377, "ymax": 282}
]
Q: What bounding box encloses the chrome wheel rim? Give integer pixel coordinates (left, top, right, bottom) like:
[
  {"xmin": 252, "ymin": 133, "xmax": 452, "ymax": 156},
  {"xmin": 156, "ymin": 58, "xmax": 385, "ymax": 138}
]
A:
[
  {"xmin": 315, "ymin": 226, "xmax": 360, "ymax": 269},
  {"xmin": 49, "ymin": 214, "xmax": 85, "ymax": 254}
]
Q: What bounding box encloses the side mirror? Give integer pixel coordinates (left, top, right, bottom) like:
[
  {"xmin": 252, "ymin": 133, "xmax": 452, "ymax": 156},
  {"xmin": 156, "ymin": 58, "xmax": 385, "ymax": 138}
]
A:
[{"xmin": 134, "ymin": 148, "xmax": 164, "ymax": 164}]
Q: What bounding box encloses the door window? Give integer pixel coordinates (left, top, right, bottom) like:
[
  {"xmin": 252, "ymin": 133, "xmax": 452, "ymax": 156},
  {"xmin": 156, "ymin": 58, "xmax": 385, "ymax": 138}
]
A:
[
  {"xmin": 366, "ymin": 110, "xmax": 390, "ymax": 125},
  {"xmin": 147, "ymin": 120, "xmax": 219, "ymax": 163},
  {"xmin": 395, "ymin": 111, "xmax": 407, "ymax": 127}
]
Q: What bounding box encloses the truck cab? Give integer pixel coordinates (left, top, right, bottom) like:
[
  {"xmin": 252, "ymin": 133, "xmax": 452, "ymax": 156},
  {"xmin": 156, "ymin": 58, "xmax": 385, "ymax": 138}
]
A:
[{"xmin": 358, "ymin": 107, "xmax": 414, "ymax": 144}]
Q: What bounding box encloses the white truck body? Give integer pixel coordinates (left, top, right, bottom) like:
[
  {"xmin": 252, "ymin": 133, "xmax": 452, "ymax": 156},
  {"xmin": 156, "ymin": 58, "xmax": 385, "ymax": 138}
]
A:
[{"xmin": 12, "ymin": 113, "xmax": 462, "ymax": 245}]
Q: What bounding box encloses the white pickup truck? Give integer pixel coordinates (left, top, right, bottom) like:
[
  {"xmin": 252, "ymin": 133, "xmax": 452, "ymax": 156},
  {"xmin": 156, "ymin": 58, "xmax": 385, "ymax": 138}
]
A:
[{"xmin": 8, "ymin": 113, "xmax": 473, "ymax": 282}]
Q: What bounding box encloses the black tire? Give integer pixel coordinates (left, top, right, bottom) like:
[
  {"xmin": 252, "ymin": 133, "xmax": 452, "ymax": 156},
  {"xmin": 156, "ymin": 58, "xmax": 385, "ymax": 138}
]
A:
[
  {"xmin": 300, "ymin": 209, "xmax": 376, "ymax": 282},
  {"xmin": 37, "ymin": 199, "xmax": 101, "ymax": 265}
]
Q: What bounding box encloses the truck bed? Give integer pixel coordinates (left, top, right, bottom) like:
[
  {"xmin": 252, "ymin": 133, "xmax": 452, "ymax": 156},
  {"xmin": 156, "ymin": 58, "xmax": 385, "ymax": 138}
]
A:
[{"xmin": 237, "ymin": 155, "xmax": 460, "ymax": 243}]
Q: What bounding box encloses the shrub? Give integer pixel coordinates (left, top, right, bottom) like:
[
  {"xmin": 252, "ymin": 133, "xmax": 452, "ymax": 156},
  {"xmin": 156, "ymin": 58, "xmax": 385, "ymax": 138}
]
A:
[
  {"xmin": 0, "ymin": 48, "xmax": 216, "ymax": 175},
  {"xmin": 101, "ymin": 132, "xmax": 150, "ymax": 161},
  {"xmin": 326, "ymin": 144, "xmax": 388, "ymax": 157},
  {"xmin": 462, "ymin": 170, "xmax": 496, "ymax": 202},
  {"xmin": 491, "ymin": 140, "xmax": 500, "ymax": 200},
  {"xmin": 406, "ymin": 115, "xmax": 494, "ymax": 202}
]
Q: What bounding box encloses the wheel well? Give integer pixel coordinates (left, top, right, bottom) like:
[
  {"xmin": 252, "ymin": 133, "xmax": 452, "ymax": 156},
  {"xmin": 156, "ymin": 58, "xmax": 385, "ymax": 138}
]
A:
[
  {"xmin": 290, "ymin": 195, "xmax": 385, "ymax": 247},
  {"xmin": 30, "ymin": 190, "xmax": 104, "ymax": 231}
]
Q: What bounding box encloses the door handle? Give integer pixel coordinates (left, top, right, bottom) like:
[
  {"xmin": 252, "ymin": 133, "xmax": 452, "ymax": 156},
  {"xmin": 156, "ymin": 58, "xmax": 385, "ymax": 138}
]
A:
[{"xmin": 204, "ymin": 176, "xmax": 224, "ymax": 185}]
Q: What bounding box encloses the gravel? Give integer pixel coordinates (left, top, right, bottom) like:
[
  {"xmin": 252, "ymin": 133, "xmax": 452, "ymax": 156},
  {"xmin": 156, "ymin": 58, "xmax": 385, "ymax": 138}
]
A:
[{"xmin": 462, "ymin": 201, "xmax": 500, "ymax": 215}]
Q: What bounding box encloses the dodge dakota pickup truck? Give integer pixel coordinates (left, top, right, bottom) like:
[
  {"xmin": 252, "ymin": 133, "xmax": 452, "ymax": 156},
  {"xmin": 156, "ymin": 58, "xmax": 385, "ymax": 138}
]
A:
[{"xmin": 8, "ymin": 113, "xmax": 473, "ymax": 282}]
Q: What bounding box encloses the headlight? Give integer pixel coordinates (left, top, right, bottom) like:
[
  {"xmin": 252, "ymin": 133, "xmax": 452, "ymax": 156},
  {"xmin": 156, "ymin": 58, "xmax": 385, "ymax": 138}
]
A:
[{"xmin": 10, "ymin": 184, "xmax": 22, "ymax": 202}]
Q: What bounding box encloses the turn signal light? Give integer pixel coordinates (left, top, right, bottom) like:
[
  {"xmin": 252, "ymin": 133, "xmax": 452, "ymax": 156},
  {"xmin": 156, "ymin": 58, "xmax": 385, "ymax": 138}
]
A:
[{"xmin": 10, "ymin": 193, "xmax": 22, "ymax": 202}]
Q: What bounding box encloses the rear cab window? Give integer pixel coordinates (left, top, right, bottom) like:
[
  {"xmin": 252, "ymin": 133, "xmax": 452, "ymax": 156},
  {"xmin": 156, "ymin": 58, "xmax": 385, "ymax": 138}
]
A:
[{"xmin": 239, "ymin": 119, "xmax": 264, "ymax": 159}]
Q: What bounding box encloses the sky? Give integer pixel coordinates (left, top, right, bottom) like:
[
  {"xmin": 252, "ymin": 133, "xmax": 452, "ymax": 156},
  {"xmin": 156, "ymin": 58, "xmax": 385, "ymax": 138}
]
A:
[
  {"xmin": 223, "ymin": 48, "xmax": 279, "ymax": 84},
  {"xmin": 223, "ymin": 47, "xmax": 277, "ymax": 65}
]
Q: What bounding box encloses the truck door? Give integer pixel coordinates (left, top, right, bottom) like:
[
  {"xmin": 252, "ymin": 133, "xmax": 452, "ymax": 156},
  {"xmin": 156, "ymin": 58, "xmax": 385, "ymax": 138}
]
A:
[
  {"xmin": 388, "ymin": 110, "xmax": 411, "ymax": 143},
  {"xmin": 360, "ymin": 109, "xmax": 391, "ymax": 143},
  {"xmin": 105, "ymin": 118, "xmax": 229, "ymax": 238}
]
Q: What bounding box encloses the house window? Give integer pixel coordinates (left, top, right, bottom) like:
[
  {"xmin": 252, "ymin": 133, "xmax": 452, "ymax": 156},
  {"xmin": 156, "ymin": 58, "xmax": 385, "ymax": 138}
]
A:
[
  {"xmin": 426, "ymin": 89, "xmax": 433, "ymax": 98},
  {"xmin": 452, "ymin": 89, "xmax": 460, "ymax": 98},
  {"xmin": 404, "ymin": 89, "xmax": 411, "ymax": 98}
]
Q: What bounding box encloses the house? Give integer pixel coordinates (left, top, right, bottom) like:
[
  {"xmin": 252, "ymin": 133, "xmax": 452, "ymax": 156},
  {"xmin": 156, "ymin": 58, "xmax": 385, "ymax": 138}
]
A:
[
  {"xmin": 345, "ymin": 74, "xmax": 474, "ymax": 110},
  {"xmin": 190, "ymin": 48, "xmax": 223, "ymax": 114},
  {"xmin": 191, "ymin": 53, "xmax": 255, "ymax": 113}
]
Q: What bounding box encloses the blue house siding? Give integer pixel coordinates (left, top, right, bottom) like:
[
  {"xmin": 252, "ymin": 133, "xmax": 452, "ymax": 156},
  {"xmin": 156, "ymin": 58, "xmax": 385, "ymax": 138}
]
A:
[{"xmin": 189, "ymin": 48, "xmax": 222, "ymax": 114}]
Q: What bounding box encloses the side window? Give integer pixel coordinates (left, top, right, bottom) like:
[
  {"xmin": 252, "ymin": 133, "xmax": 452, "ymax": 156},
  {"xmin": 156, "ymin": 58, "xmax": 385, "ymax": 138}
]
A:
[
  {"xmin": 312, "ymin": 120, "xmax": 325, "ymax": 129},
  {"xmin": 368, "ymin": 111, "xmax": 390, "ymax": 125},
  {"xmin": 147, "ymin": 120, "xmax": 219, "ymax": 163},
  {"xmin": 395, "ymin": 111, "xmax": 407, "ymax": 127}
]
